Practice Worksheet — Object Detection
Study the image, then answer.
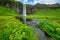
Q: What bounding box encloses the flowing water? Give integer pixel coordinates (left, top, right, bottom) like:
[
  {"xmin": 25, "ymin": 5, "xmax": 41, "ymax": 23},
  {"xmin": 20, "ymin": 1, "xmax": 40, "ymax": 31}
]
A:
[{"xmin": 18, "ymin": 17, "xmax": 54, "ymax": 40}]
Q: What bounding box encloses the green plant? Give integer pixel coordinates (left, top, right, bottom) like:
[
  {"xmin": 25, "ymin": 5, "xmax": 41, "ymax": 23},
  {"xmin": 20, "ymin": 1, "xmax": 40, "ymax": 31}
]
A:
[
  {"xmin": 0, "ymin": 6, "xmax": 18, "ymax": 16},
  {"xmin": 38, "ymin": 19, "xmax": 60, "ymax": 40},
  {"xmin": 0, "ymin": 6, "xmax": 37, "ymax": 40},
  {"xmin": 0, "ymin": 17, "xmax": 37, "ymax": 40}
]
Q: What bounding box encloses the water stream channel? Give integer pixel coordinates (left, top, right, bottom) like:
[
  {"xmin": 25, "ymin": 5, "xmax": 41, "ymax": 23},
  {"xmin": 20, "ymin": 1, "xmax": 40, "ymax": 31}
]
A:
[{"xmin": 18, "ymin": 17, "xmax": 54, "ymax": 40}]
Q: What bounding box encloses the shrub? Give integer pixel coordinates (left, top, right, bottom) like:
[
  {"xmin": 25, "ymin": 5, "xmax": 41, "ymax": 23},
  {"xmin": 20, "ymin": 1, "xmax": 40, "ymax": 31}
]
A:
[{"xmin": 38, "ymin": 19, "xmax": 60, "ymax": 40}]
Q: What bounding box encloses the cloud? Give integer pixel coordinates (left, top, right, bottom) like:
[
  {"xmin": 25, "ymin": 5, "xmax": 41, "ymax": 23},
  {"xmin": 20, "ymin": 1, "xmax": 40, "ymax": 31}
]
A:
[
  {"xmin": 15, "ymin": 0, "xmax": 59, "ymax": 5},
  {"xmin": 34, "ymin": 0, "xmax": 39, "ymax": 4},
  {"xmin": 39, "ymin": 0, "xmax": 57, "ymax": 4}
]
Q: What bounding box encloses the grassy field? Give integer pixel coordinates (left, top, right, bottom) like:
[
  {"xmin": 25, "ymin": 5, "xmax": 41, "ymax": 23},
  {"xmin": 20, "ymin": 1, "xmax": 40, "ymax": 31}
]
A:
[
  {"xmin": 27, "ymin": 9, "xmax": 60, "ymax": 19},
  {"xmin": 0, "ymin": 6, "xmax": 38, "ymax": 40},
  {"xmin": 0, "ymin": 6, "xmax": 18, "ymax": 16}
]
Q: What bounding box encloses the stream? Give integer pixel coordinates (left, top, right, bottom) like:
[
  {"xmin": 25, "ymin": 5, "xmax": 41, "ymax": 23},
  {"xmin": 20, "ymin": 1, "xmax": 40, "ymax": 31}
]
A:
[{"xmin": 18, "ymin": 17, "xmax": 54, "ymax": 40}]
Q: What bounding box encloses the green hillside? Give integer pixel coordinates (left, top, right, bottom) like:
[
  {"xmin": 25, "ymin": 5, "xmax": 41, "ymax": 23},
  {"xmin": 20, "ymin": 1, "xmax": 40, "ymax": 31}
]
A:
[
  {"xmin": 0, "ymin": 6, "xmax": 18, "ymax": 16},
  {"xmin": 27, "ymin": 9, "xmax": 60, "ymax": 19},
  {"xmin": 0, "ymin": 6, "xmax": 37, "ymax": 40}
]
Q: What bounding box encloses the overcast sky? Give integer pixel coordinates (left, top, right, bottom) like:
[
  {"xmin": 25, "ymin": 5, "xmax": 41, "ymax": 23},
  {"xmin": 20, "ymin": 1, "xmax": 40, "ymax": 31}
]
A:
[{"xmin": 15, "ymin": 0, "xmax": 60, "ymax": 5}]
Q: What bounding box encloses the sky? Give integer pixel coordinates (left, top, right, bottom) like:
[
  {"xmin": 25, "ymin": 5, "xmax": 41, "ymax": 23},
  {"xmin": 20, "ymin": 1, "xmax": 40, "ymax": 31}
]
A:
[{"xmin": 15, "ymin": 0, "xmax": 60, "ymax": 5}]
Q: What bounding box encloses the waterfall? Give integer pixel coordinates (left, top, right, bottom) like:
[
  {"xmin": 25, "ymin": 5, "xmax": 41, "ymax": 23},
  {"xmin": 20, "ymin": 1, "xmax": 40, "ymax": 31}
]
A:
[{"xmin": 23, "ymin": 4, "xmax": 26, "ymax": 16}]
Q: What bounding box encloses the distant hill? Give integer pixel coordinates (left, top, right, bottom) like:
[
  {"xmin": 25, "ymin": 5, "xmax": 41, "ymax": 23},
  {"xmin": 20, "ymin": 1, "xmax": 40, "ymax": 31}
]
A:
[{"xmin": 0, "ymin": 1, "xmax": 60, "ymax": 14}]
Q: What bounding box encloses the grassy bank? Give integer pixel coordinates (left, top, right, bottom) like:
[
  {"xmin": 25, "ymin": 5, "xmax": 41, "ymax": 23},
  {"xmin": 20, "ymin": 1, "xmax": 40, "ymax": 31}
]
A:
[
  {"xmin": 0, "ymin": 6, "xmax": 38, "ymax": 40},
  {"xmin": 38, "ymin": 19, "xmax": 60, "ymax": 40}
]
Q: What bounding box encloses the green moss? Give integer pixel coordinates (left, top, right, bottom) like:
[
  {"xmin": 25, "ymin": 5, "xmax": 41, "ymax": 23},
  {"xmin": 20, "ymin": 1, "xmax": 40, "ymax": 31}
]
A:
[{"xmin": 0, "ymin": 6, "xmax": 18, "ymax": 16}]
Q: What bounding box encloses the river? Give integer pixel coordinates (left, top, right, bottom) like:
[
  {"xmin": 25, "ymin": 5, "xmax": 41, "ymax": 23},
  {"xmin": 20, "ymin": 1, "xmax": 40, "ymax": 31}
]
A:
[{"xmin": 18, "ymin": 17, "xmax": 54, "ymax": 40}]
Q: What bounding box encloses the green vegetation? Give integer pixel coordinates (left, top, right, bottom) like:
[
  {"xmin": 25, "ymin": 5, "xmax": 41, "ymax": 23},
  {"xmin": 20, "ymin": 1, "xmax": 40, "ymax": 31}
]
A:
[
  {"xmin": 0, "ymin": 16, "xmax": 37, "ymax": 40},
  {"xmin": 38, "ymin": 19, "xmax": 60, "ymax": 40},
  {"xmin": 0, "ymin": 6, "xmax": 18, "ymax": 16},
  {"xmin": 0, "ymin": 6, "xmax": 37, "ymax": 40},
  {"xmin": 0, "ymin": 3, "xmax": 60, "ymax": 40},
  {"xmin": 27, "ymin": 9, "xmax": 60, "ymax": 19},
  {"xmin": 30, "ymin": 8, "xmax": 60, "ymax": 40},
  {"xmin": 27, "ymin": 6, "xmax": 60, "ymax": 40}
]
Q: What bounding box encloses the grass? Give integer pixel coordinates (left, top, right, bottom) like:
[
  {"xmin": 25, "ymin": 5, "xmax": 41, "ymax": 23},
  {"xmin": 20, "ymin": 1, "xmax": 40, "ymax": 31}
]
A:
[
  {"xmin": 0, "ymin": 6, "xmax": 38, "ymax": 40},
  {"xmin": 0, "ymin": 5, "xmax": 60, "ymax": 40},
  {"xmin": 26, "ymin": 8, "xmax": 60, "ymax": 40},
  {"xmin": 0, "ymin": 6, "xmax": 18, "ymax": 16},
  {"xmin": 27, "ymin": 9, "xmax": 60, "ymax": 19},
  {"xmin": 0, "ymin": 16, "xmax": 37, "ymax": 40},
  {"xmin": 38, "ymin": 19, "xmax": 60, "ymax": 40}
]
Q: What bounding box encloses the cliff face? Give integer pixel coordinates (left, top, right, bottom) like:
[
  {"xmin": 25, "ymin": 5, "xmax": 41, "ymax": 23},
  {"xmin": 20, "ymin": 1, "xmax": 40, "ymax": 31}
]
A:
[{"xmin": 0, "ymin": 1, "xmax": 60, "ymax": 14}]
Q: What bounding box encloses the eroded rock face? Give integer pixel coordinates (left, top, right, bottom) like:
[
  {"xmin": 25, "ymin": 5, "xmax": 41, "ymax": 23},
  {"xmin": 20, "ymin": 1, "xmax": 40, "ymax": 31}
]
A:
[
  {"xmin": 27, "ymin": 6, "xmax": 37, "ymax": 14},
  {"xmin": 1, "ymin": 1, "xmax": 60, "ymax": 14}
]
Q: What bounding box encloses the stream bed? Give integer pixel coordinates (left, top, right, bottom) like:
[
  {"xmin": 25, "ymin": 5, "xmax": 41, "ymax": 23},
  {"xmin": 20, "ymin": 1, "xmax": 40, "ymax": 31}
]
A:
[{"xmin": 18, "ymin": 17, "xmax": 54, "ymax": 40}]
